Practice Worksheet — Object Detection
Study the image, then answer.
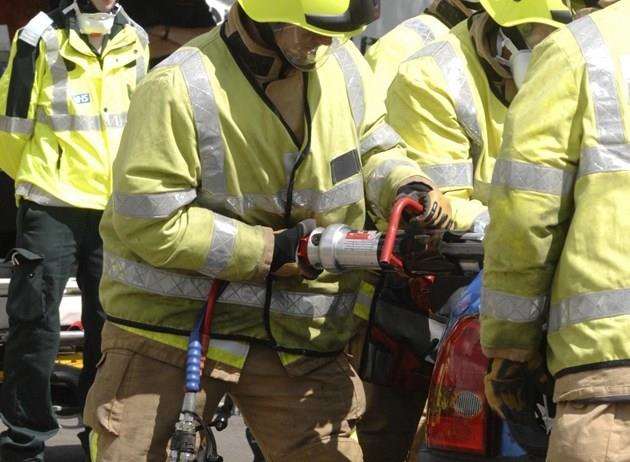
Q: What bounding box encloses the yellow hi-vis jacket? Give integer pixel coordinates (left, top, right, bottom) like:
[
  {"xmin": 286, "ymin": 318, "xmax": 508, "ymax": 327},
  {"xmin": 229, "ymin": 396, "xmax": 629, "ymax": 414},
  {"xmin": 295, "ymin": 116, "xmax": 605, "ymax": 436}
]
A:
[
  {"xmin": 0, "ymin": 4, "xmax": 149, "ymax": 209},
  {"xmin": 99, "ymin": 25, "xmax": 430, "ymax": 371},
  {"xmin": 365, "ymin": 14, "xmax": 448, "ymax": 98},
  {"xmin": 481, "ymin": 1, "xmax": 630, "ymax": 377},
  {"xmin": 386, "ymin": 20, "xmax": 505, "ymax": 231}
]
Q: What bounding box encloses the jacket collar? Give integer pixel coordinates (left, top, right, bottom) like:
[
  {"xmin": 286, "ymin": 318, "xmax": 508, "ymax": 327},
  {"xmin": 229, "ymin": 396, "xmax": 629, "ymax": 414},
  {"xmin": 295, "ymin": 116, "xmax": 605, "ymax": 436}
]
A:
[{"xmin": 223, "ymin": 4, "xmax": 288, "ymax": 85}]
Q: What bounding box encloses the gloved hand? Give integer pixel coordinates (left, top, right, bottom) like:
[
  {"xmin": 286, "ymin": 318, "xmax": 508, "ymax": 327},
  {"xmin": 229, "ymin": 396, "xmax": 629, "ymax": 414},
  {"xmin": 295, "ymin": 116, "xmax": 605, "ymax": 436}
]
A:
[
  {"xmin": 485, "ymin": 355, "xmax": 554, "ymax": 458},
  {"xmin": 484, "ymin": 355, "xmax": 553, "ymax": 423},
  {"xmin": 396, "ymin": 182, "xmax": 453, "ymax": 229},
  {"xmin": 271, "ymin": 219, "xmax": 316, "ymax": 278}
]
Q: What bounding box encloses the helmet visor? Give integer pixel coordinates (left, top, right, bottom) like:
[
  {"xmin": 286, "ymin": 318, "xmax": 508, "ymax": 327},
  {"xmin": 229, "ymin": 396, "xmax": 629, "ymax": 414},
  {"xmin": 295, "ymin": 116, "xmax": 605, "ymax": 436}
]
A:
[{"xmin": 272, "ymin": 24, "xmax": 348, "ymax": 71}]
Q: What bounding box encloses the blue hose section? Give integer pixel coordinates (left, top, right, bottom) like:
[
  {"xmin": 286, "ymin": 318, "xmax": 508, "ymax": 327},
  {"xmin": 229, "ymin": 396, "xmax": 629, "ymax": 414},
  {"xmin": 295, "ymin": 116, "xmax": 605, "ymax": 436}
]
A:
[{"xmin": 185, "ymin": 311, "xmax": 204, "ymax": 393}]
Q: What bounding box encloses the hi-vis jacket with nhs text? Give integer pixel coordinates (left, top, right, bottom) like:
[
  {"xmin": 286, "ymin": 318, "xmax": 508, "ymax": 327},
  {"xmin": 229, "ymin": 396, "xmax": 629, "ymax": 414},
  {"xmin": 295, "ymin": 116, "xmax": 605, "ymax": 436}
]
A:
[
  {"xmin": 0, "ymin": 2, "xmax": 149, "ymax": 209},
  {"xmin": 99, "ymin": 24, "xmax": 430, "ymax": 371},
  {"xmin": 481, "ymin": 0, "xmax": 630, "ymax": 377},
  {"xmin": 386, "ymin": 20, "xmax": 506, "ymax": 231}
]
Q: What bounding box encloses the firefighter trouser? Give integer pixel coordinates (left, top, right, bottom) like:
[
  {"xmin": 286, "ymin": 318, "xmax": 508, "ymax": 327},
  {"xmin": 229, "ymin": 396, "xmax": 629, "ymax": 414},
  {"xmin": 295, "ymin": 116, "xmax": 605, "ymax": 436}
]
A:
[
  {"xmin": 348, "ymin": 331, "xmax": 428, "ymax": 462},
  {"xmin": 84, "ymin": 343, "xmax": 366, "ymax": 462},
  {"xmin": 547, "ymin": 401, "xmax": 630, "ymax": 462},
  {"xmin": 0, "ymin": 201, "xmax": 105, "ymax": 462}
]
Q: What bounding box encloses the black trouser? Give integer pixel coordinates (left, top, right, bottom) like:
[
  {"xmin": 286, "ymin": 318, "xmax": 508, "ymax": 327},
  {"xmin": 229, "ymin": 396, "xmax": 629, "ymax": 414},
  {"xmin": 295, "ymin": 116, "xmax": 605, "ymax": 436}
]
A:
[{"xmin": 0, "ymin": 201, "xmax": 105, "ymax": 461}]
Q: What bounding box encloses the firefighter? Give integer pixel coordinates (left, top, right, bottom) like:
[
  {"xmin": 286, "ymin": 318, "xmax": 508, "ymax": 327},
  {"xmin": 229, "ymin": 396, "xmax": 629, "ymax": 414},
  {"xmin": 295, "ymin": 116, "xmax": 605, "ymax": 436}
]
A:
[
  {"xmin": 352, "ymin": 1, "xmax": 573, "ymax": 461},
  {"xmin": 481, "ymin": 1, "xmax": 630, "ymax": 461},
  {"xmin": 83, "ymin": 0, "xmax": 453, "ymax": 460},
  {"xmin": 0, "ymin": 0, "xmax": 148, "ymax": 459},
  {"xmin": 365, "ymin": 0, "xmax": 483, "ymax": 96}
]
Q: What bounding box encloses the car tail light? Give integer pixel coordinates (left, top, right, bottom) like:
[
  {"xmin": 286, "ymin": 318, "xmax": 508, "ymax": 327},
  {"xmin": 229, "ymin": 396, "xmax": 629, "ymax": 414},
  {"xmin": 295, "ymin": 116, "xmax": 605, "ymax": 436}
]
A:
[{"xmin": 426, "ymin": 316, "xmax": 493, "ymax": 456}]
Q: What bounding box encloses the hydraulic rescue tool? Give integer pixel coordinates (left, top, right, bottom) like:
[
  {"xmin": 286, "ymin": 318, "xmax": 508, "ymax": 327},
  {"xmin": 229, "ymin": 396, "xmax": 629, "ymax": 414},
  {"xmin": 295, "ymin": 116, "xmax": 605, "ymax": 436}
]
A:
[
  {"xmin": 168, "ymin": 197, "xmax": 484, "ymax": 460},
  {"xmin": 298, "ymin": 197, "xmax": 483, "ymax": 277}
]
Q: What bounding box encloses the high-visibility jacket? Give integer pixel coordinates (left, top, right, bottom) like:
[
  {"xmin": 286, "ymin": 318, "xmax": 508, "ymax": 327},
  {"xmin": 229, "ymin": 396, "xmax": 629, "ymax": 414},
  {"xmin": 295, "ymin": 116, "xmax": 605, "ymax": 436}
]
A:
[
  {"xmin": 365, "ymin": 14, "xmax": 448, "ymax": 98},
  {"xmin": 354, "ymin": 19, "xmax": 500, "ymax": 321},
  {"xmin": 100, "ymin": 25, "xmax": 429, "ymax": 370},
  {"xmin": 481, "ymin": 1, "xmax": 630, "ymax": 377},
  {"xmin": 386, "ymin": 20, "xmax": 505, "ymax": 231},
  {"xmin": 0, "ymin": 3, "xmax": 149, "ymax": 209}
]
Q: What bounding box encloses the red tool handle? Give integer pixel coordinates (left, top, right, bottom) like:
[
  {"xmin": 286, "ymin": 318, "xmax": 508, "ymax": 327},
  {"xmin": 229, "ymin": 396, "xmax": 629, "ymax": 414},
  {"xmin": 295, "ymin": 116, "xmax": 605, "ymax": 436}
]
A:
[
  {"xmin": 200, "ymin": 280, "xmax": 223, "ymax": 368},
  {"xmin": 379, "ymin": 197, "xmax": 424, "ymax": 271}
]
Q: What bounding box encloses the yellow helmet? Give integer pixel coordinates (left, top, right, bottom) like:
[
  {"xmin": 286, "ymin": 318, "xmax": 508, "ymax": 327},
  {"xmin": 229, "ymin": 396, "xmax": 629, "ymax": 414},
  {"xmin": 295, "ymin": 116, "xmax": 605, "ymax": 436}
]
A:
[
  {"xmin": 236, "ymin": 0, "xmax": 381, "ymax": 38},
  {"xmin": 478, "ymin": 0, "xmax": 572, "ymax": 28}
]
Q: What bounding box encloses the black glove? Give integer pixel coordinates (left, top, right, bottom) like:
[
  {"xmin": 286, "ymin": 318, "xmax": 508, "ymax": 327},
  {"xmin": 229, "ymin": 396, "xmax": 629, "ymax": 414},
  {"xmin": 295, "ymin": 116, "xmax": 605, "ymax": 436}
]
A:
[
  {"xmin": 397, "ymin": 183, "xmax": 453, "ymax": 229},
  {"xmin": 271, "ymin": 219, "xmax": 316, "ymax": 276},
  {"xmin": 484, "ymin": 355, "xmax": 554, "ymax": 457}
]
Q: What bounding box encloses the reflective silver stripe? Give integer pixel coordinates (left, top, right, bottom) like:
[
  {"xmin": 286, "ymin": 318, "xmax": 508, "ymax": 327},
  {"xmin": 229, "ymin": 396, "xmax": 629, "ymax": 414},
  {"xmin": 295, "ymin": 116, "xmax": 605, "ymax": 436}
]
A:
[
  {"xmin": 37, "ymin": 110, "xmax": 99, "ymax": 131},
  {"xmin": 549, "ymin": 288, "xmax": 630, "ymax": 332},
  {"xmin": 199, "ymin": 215, "xmax": 237, "ymax": 277},
  {"xmin": 578, "ymin": 144, "xmax": 630, "ymax": 177},
  {"xmin": 481, "ymin": 289, "xmax": 547, "ymax": 323},
  {"xmin": 42, "ymin": 28, "xmax": 68, "ymax": 116},
  {"xmin": 103, "ymin": 252, "xmax": 211, "ymax": 300},
  {"xmin": 103, "ymin": 112, "xmax": 128, "ymax": 129},
  {"xmin": 409, "ymin": 41, "xmax": 483, "ymax": 159},
  {"xmin": 0, "ymin": 116, "xmax": 34, "ymax": 135},
  {"xmin": 15, "ymin": 182, "xmax": 72, "ymax": 207},
  {"xmin": 334, "ymin": 46, "xmax": 365, "ymax": 130},
  {"xmin": 113, "ymin": 189, "xmax": 197, "ymax": 218},
  {"xmin": 360, "ymin": 123, "xmax": 402, "ymax": 155},
  {"xmin": 404, "ymin": 17, "xmax": 436, "ymax": 44},
  {"xmin": 208, "ymin": 339, "xmax": 249, "ymax": 359},
  {"xmin": 423, "ymin": 161, "xmax": 473, "ymax": 189},
  {"xmin": 365, "ymin": 158, "xmax": 418, "ymax": 215},
  {"xmin": 570, "ymin": 17, "xmax": 625, "ymax": 147},
  {"xmin": 172, "ymin": 49, "xmax": 228, "ymax": 196},
  {"xmin": 219, "ymin": 283, "xmax": 357, "ymax": 318},
  {"xmin": 36, "ymin": 110, "xmax": 127, "ymax": 131},
  {"xmin": 492, "ymin": 159, "xmax": 575, "ymax": 196},
  {"xmin": 104, "ymin": 252, "xmax": 355, "ymax": 317},
  {"xmin": 118, "ymin": 6, "xmax": 148, "ymax": 83},
  {"xmin": 204, "ymin": 176, "xmax": 364, "ymax": 216},
  {"xmin": 570, "ymin": 17, "xmax": 629, "ymax": 177}
]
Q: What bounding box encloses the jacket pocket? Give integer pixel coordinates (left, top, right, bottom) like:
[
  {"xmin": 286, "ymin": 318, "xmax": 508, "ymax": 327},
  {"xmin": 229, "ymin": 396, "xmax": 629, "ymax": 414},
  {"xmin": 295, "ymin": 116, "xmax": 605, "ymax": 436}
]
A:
[{"xmin": 6, "ymin": 248, "xmax": 45, "ymax": 322}]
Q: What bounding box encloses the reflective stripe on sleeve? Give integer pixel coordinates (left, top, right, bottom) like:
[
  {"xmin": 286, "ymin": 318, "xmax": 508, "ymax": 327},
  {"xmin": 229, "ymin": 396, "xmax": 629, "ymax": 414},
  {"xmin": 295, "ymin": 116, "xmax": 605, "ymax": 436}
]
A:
[
  {"xmin": 0, "ymin": 115, "xmax": 34, "ymax": 135},
  {"xmin": 404, "ymin": 17, "xmax": 436, "ymax": 43},
  {"xmin": 198, "ymin": 214, "xmax": 237, "ymax": 278},
  {"xmin": 365, "ymin": 158, "xmax": 418, "ymax": 214},
  {"xmin": 492, "ymin": 159, "xmax": 575, "ymax": 196},
  {"xmin": 548, "ymin": 288, "xmax": 630, "ymax": 332},
  {"xmin": 360, "ymin": 123, "xmax": 402, "ymax": 155},
  {"xmin": 113, "ymin": 189, "xmax": 197, "ymax": 218},
  {"xmin": 481, "ymin": 288, "xmax": 547, "ymax": 323},
  {"xmin": 423, "ymin": 161, "xmax": 474, "ymax": 189}
]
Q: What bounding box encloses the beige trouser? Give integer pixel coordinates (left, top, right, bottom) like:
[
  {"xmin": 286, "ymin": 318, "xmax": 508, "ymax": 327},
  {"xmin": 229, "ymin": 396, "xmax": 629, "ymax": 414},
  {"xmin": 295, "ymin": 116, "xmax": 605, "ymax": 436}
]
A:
[
  {"xmin": 84, "ymin": 343, "xmax": 365, "ymax": 462},
  {"xmin": 547, "ymin": 401, "xmax": 630, "ymax": 462},
  {"xmin": 348, "ymin": 329, "xmax": 428, "ymax": 462}
]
